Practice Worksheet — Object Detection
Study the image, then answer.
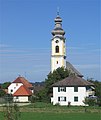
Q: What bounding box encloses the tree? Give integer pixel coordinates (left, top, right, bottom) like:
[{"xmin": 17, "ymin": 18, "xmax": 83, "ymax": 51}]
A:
[
  {"xmin": 0, "ymin": 89, "xmax": 6, "ymax": 97},
  {"xmin": 87, "ymin": 78, "xmax": 101, "ymax": 106},
  {"xmin": 37, "ymin": 67, "xmax": 70, "ymax": 102},
  {"xmin": 4, "ymin": 94, "xmax": 21, "ymax": 120},
  {"xmin": 84, "ymin": 97, "xmax": 97, "ymax": 106},
  {"xmin": 1, "ymin": 82, "xmax": 11, "ymax": 89},
  {"xmin": 4, "ymin": 103, "xmax": 21, "ymax": 120}
]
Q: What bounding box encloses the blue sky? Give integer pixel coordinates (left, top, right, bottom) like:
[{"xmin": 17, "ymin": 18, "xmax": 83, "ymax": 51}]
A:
[{"xmin": 0, "ymin": 0, "xmax": 100, "ymax": 83}]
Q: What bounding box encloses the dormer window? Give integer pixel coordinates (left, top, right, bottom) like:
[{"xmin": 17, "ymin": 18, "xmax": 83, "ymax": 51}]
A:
[{"xmin": 55, "ymin": 46, "xmax": 59, "ymax": 53}]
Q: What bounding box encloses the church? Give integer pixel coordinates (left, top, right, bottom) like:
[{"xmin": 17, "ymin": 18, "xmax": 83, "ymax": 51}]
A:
[{"xmin": 50, "ymin": 13, "xmax": 95, "ymax": 106}]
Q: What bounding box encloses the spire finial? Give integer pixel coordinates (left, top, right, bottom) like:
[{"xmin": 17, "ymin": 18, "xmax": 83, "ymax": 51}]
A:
[{"xmin": 57, "ymin": 7, "xmax": 60, "ymax": 16}]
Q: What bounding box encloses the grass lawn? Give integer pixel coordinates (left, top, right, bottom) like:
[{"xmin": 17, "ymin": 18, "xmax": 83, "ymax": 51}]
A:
[
  {"xmin": 0, "ymin": 102, "xmax": 101, "ymax": 120},
  {"xmin": 0, "ymin": 112, "xmax": 101, "ymax": 120}
]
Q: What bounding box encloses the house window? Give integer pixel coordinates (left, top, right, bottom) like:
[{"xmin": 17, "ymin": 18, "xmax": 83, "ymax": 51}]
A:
[
  {"xmin": 16, "ymin": 83, "xmax": 18, "ymax": 86},
  {"xmin": 11, "ymin": 89, "xmax": 13, "ymax": 92},
  {"xmin": 16, "ymin": 96, "xmax": 18, "ymax": 99},
  {"xmin": 58, "ymin": 87, "xmax": 66, "ymax": 92},
  {"xmin": 74, "ymin": 97, "xmax": 78, "ymax": 102},
  {"xmin": 74, "ymin": 86, "xmax": 78, "ymax": 92},
  {"xmin": 55, "ymin": 46, "xmax": 59, "ymax": 53},
  {"xmin": 56, "ymin": 61, "xmax": 58, "ymax": 64},
  {"xmin": 58, "ymin": 96, "xmax": 66, "ymax": 102}
]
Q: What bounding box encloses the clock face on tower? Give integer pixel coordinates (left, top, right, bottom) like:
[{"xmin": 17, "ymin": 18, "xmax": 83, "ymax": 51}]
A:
[{"xmin": 55, "ymin": 40, "xmax": 59, "ymax": 43}]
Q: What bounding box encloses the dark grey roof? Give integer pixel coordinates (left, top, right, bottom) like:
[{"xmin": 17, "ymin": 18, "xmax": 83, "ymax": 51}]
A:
[
  {"xmin": 52, "ymin": 75, "xmax": 94, "ymax": 87},
  {"xmin": 54, "ymin": 28, "xmax": 63, "ymax": 31},
  {"xmin": 66, "ymin": 61, "xmax": 83, "ymax": 77},
  {"xmin": 55, "ymin": 16, "xmax": 62, "ymax": 22}
]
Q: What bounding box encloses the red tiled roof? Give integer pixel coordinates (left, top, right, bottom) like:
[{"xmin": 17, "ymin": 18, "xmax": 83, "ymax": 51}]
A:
[
  {"xmin": 13, "ymin": 77, "xmax": 32, "ymax": 88},
  {"xmin": 13, "ymin": 85, "xmax": 32, "ymax": 96}
]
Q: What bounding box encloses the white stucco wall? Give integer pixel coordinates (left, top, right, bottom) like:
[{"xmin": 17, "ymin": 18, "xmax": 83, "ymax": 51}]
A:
[
  {"xmin": 51, "ymin": 38, "xmax": 66, "ymax": 72},
  {"xmin": 51, "ymin": 87, "xmax": 90, "ymax": 106},
  {"xmin": 8, "ymin": 83, "xmax": 23, "ymax": 94},
  {"xmin": 51, "ymin": 38, "xmax": 66, "ymax": 56},
  {"xmin": 13, "ymin": 96, "xmax": 29, "ymax": 102}
]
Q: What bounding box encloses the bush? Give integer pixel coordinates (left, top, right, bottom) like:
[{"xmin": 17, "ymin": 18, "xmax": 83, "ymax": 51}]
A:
[{"xmin": 84, "ymin": 97, "xmax": 97, "ymax": 106}]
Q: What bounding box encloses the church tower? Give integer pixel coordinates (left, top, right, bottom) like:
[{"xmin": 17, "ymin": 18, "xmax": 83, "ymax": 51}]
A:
[{"xmin": 51, "ymin": 13, "xmax": 66, "ymax": 72}]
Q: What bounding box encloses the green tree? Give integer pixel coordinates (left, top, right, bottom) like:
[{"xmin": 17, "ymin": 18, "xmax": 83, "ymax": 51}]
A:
[
  {"xmin": 1, "ymin": 82, "xmax": 11, "ymax": 89},
  {"xmin": 37, "ymin": 67, "xmax": 70, "ymax": 102},
  {"xmin": 4, "ymin": 94, "xmax": 21, "ymax": 120},
  {"xmin": 87, "ymin": 78, "xmax": 101, "ymax": 106},
  {"xmin": 4, "ymin": 103, "xmax": 21, "ymax": 120},
  {"xmin": 87, "ymin": 78, "xmax": 101, "ymax": 97},
  {"xmin": 0, "ymin": 89, "xmax": 6, "ymax": 97},
  {"xmin": 84, "ymin": 97, "xmax": 97, "ymax": 106}
]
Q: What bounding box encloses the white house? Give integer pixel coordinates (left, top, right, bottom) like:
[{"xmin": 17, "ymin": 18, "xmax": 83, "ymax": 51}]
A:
[
  {"xmin": 51, "ymin": 75, "xmax": 95, "ymax": 106},
  {"xmin": 8, "ymin": 77, "xmax": 33, "ymax": 102}
]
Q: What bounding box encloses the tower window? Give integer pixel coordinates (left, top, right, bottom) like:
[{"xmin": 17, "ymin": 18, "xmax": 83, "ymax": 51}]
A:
[
  {"xmin": 55, "ymin": 46, "xmax": 59, "ymax": 53},
  {"xmin": 57, "ymin": 61, "xmax": 58, "ymax": 64},
  {"xmin": 55, "ymin": 40, "xmax": 59, "ymax": 43}
]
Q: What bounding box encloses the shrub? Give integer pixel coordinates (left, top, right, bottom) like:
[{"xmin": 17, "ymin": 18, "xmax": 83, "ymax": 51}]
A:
[{"xmin": 84, "ymin": 97, "xmax": 97, "ymax": 106}]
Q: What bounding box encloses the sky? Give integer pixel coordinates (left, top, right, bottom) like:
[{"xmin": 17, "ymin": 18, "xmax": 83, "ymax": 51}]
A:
[{"xmin": 0, "ymin": 0, "xmax": 100, "ymax": 83}]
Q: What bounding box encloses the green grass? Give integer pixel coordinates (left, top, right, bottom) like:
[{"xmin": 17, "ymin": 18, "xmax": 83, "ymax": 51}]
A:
[
  {"xmin": 0, "ymin": 112, "xmax": 101, "ymax": 120},
  {"xmin": 0, "ymin": 102, "xmax": 101, "ymax": 120}
]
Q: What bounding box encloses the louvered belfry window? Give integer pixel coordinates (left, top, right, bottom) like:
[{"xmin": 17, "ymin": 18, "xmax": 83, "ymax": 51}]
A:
[{"xmin": 55, "ymin": 46, "xmax": 59, "ymax": 53}]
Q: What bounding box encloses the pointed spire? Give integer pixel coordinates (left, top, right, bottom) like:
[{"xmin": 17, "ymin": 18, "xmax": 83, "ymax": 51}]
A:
[
  {"xmin": 57, "ymin": 7, "xmax": 60, "ymax": 16},
  {"xmin": 51, "ymin": 9, "xmax": 65, "ymax": 36}
]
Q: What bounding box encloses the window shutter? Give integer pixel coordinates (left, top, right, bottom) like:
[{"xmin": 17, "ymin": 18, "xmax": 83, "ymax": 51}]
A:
[
  {"xmin": 58, "ymin": 87, "xmax": 60, "ymax": 92},
  {"xmin": 64, "ymin": 97, "xmax": 66, "ymax": 101},
  {"xmin": 58, "ymin": 97, "xmax": 60, "ymax": 101},
  {"xmin": 64, "ymin": 87, "xmax": 66, "ymax": 92}
]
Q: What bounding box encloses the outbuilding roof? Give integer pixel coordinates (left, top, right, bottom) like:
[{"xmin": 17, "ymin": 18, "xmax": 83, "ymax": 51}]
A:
[
  {"xmin": 13, "ymin": 77, "xmax": 33, "ymax": 88},
  {"xmin": 13, "ymin": 85, "xmax": 32, "ymax": 96},
  {"xmin": 52, "ymin": 75, "xmax": 94, "ymax": 87}
]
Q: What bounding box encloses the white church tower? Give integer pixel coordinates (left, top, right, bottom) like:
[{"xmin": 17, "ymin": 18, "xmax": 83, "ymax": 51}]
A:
[{"xmin": 51, "ymin": 12, "xmax": 66, "ymax": 72}]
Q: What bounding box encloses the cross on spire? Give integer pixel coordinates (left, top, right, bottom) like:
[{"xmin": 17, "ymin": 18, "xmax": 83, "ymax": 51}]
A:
[{"xmin": 57, "ymin": 7, "xmax": 60, "ymax": 16}]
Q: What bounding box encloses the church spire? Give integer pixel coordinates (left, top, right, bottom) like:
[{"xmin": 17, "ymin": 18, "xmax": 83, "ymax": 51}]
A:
[
  {"xmin": 57, "ymin": 7, "xmax": 60, "ymax": 16},
  {"xmin": 51, "ymin": 12, "xmax": 66, "ymax": 72},
  {"xmin": 51, "ymin": 11, "xmax": 65, "ymax": 36}
]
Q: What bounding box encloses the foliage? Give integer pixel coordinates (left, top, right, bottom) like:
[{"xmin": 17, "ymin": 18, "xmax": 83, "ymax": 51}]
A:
[
  {"xmin": 37, "ymin": 67, "xmax": 70, "ymax": 102},
  {"xmin": 97, "ymin": 97, "xmax": 101, "ymax": 106},
  {"xmin": 4, "ymin": 103, "xmax": 21, "ymax": 120},
  {"xmin": 87, "ymin": 78, "xmax": 101, "ymax": 97},
  {"xmin": 1, "ymin": 82, "xmax": 11, "ymax": 89},
  {"xmin": 84, "ymin": 97, "xmax": 97, "ymax": 106},
  {"xmin": 0, "ymin": 89, "xmax": 6, "ymax": 97},
  {"xmin": 4, "ymin": 94, "xmax": 13, "ymax": 103},
  {"xmin": 87, "ymin": 78, "xmax": 101, "ymax": 106}
]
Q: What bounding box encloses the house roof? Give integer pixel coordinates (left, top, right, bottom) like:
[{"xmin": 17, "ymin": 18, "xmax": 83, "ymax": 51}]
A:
[
  {"xmin": 52, "ymin": 75, "xmax": 94, "ymax": 87},
  {"xmin": 66, "ymin": 61, "xmax": 83, "ymax": 77},
  {"xmin": 13, "ymin": 77, "xmax": 33, "ymax": 88},
  {"xmin": 13, "ymin": 85, "xmax": 32, "ymax": 96}
]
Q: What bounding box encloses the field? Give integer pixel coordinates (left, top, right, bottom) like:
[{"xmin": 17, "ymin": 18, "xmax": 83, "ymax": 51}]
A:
[
  {"xmin": 0, "ymin": 112, "xmax": 100, "ymax": 120},
  {"xmin": 0, "ymin": 102, "xmax": 101, "ymax": 120}
]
